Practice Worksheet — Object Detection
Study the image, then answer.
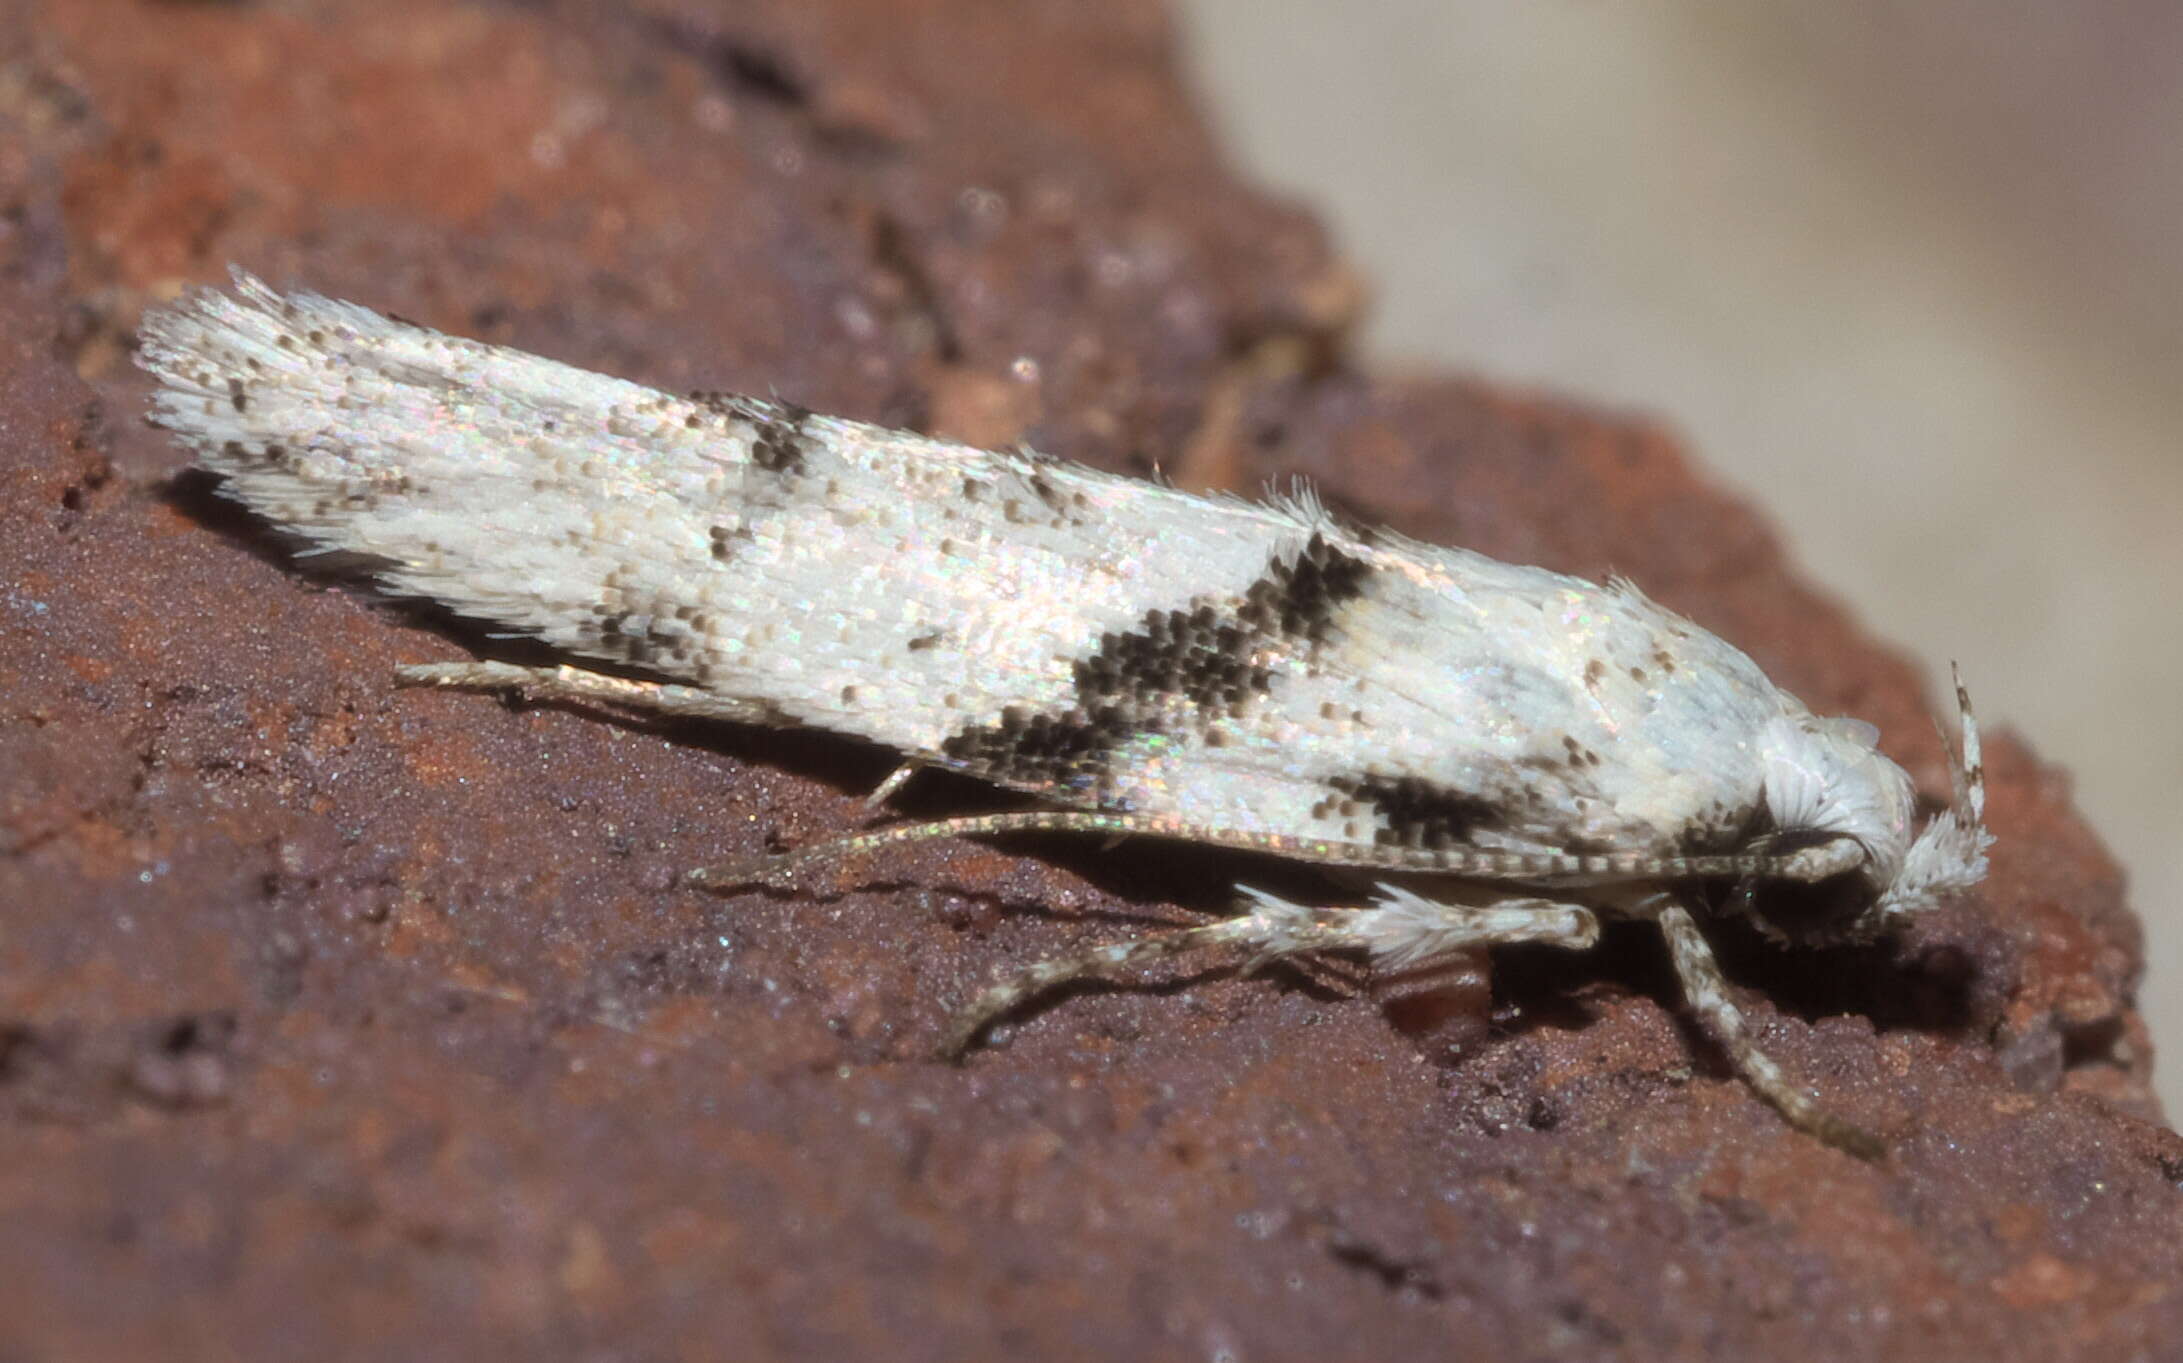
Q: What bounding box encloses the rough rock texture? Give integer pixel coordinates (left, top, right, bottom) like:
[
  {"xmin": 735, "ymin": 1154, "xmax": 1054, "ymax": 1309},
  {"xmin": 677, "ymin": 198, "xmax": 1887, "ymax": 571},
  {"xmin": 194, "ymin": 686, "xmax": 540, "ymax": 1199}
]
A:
[{"xmin": 2, "ymin": 2, "xmax": 2178, "ymax": 1360}]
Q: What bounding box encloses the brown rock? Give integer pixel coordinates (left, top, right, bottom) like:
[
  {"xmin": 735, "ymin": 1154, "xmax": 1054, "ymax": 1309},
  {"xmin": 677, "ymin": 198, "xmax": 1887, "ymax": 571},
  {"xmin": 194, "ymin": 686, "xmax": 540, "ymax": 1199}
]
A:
[{"xmin": 2, "ymin": 1, "xmax": 2177, "ymax": 1359}]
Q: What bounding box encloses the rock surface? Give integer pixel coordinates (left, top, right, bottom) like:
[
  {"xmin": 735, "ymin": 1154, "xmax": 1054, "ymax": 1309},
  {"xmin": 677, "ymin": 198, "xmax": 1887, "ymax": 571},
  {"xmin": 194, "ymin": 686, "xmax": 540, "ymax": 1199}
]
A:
[{"xmin": 2, "ymin": 1, "xmax": 2178, "ymax": 1359}]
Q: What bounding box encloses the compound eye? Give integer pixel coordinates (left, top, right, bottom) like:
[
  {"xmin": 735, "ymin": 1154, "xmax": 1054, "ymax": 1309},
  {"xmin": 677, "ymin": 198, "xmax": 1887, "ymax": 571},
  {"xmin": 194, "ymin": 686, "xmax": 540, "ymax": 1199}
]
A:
[
  {"xmin": 1744, "ymin": 870, "xmax": 1882, "ymax": 948},
  {"xmin": 1727, "ymin": 827, "xmax": 1884, "ymax": 947}
]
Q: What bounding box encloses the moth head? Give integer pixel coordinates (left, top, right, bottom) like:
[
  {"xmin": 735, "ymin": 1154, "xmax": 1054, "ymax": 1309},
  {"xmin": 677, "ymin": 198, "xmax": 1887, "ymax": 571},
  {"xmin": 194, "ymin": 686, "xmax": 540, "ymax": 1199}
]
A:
[{"xmin": 1737, "ymin": 671, "xmax": 1992, "ymax": 947}]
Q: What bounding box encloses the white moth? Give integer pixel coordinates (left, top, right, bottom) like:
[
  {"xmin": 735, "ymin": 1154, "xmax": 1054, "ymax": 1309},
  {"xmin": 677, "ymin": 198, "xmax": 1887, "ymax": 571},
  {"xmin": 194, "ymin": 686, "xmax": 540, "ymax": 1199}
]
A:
[{"xmin": 140, "ymin": 271, "xmax": 1992, "ymax": 1156}]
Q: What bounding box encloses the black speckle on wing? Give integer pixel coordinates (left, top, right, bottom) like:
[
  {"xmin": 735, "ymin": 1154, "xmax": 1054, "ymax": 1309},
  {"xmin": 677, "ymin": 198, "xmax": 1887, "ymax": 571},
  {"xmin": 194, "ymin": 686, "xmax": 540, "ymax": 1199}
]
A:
[
  {"xmin": 691, "ymin": 392, "xmax": 814, "ymax": 477},
  {"xmin": 576, "ymin": 587, "xmax": 717, "ymax": 675},
  {"xmin": 1239, "ymin": 531, "xmax": 1371, "ymax": 647},
  {"xmin": 939, "ymin": 703, "xmax": 1146, "ymax": 796},
  {"xmin": 1074, "ymin": 604, "xmax": 1274, "ymax": 714},
  {"xmin": 1324, "ymin": 773, "xmax": 1501, "ymax": 850}
]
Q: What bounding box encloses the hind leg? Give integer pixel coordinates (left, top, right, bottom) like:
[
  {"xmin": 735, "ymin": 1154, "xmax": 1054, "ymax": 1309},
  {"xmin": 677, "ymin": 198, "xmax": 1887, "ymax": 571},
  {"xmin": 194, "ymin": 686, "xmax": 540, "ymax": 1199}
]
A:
[
  {"xmin": 944, "ymin": 883, "xmax": 1600, "ymax": 1054},
  {"xmin": 396, "ymin": 660, "xmax": 784, "ymax": 727}
]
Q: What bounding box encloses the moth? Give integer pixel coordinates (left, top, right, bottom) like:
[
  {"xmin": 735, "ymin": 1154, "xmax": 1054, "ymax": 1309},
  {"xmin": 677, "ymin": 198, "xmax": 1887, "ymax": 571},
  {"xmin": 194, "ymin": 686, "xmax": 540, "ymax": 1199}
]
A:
[{"xmin": 140, "ymin": 271, "xmax": 1993, "ymax": 1157}]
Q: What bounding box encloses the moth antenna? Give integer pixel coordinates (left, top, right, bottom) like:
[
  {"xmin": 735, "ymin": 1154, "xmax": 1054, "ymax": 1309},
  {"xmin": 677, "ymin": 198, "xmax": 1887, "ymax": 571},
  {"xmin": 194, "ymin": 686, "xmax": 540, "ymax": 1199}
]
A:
[
  {"xmin": 1951, "ymin": 662, "xmax": 1985, "ymax": 823},
  {"xmin": 691, "ymin": 810, "xmax": 1873, "ymax": 891}
]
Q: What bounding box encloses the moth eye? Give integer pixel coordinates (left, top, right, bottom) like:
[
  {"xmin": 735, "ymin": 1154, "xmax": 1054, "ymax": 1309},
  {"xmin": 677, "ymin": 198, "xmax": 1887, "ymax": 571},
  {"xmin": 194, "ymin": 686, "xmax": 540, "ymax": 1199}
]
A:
[{"xmin": 1737, "ymin": 866, "xmax": 1884, "ymax": 949}]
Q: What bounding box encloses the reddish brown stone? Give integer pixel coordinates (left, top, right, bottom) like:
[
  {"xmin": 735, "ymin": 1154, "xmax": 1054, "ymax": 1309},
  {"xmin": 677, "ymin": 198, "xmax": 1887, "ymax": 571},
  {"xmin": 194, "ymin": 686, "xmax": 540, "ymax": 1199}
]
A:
[{"xmin": 2, "ymin": 2, "xmax": 2177, "ymax": 1360}]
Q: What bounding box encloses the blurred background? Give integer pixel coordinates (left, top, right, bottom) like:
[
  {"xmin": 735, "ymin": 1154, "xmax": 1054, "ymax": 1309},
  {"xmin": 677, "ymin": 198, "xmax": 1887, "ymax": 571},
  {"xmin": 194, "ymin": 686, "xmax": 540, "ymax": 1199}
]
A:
[{"xmin": 1178, "ymin": 0, "xmax": 2183, "ymax": 1107}]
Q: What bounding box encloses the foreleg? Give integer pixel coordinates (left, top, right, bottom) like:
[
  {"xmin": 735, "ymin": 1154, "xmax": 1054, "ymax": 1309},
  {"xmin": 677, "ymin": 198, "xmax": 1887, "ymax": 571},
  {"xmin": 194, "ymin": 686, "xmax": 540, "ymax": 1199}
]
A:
[{"xmin": 1653, "ymin": 899, "xmax": 1885, "ymax": 1160}]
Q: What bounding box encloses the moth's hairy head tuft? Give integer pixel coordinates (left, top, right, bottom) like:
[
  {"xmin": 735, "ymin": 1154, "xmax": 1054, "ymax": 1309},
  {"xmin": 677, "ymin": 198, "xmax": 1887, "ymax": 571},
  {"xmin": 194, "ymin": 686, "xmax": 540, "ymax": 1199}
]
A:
[{"xmin": 1735, "ymin": 668, "xmax": 1992, "ymax": 942}]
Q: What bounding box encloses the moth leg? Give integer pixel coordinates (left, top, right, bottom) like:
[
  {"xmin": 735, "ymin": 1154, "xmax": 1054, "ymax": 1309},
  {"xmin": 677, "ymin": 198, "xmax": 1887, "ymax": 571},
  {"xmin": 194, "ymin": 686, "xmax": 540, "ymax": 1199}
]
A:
[
  {"xmin": 943, "ymin": 884, "xmax": 1600, "ymax": 1056},
  {"xmin": 1652, "ymin": 900, "xmax": 1886, "ymax": 1160},
  {"xmin": 864, "ymin": 762, "xmax": 919, "ymax": 809},
  {"xmin": 396, "ymin": 660, "xmax": 782, "ymax": 727},
  {"xmin": 693, "ymin": 810, "xmax": 1187, "ymax": 889}
]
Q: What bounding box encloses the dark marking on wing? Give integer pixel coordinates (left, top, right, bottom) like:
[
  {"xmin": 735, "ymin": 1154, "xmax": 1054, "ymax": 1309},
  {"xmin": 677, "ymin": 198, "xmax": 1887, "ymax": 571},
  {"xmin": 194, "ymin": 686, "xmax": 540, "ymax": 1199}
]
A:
[
  {"xmin": 1237, "ymin": 532, "xmax": 1372, "ymax": 648},
  {"xmin": 1074, "ymin": 603, "xmax": 1275, "ymax": 714},
  {"xmin": 1326, "ymin": 774, "xmax": 1502, "ymax": 851},
  {"xmin": 940, "ymin": 703, "xmax": 1145, "ymax": 795},
  {"xmin": 1022, "ymin": 467, "xmax": 1091, "ymax": 523},
  {"xmin": 591, "ymin": 608, "xmax": 651, "ymax": 665},
  {"xmin": 1675, "ymin": 798, "xmax": 1777, "ymax": 866},
  {"xmin": 751, "ymin": 402, "xmax": 813, "ymax": 474},
  {"xmin": 935, "ymin": 533, "xmax": 1380, "ymax": 798},
  {"xmin": 1559, "ymin": 734, "xmax": 1603, "ymax": 768},
  {"xmin": 937, "ymin": 604, "xmax": 1252, "ymax": 793},
  {"xmin": 577, "ymin": 591, "xmax": 721, "ymax": 675},
  {"xmin": 690, "ymin": 393, "xmax": 814, "ymax": 476}
]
